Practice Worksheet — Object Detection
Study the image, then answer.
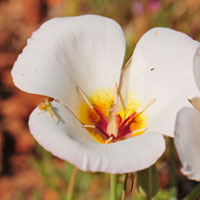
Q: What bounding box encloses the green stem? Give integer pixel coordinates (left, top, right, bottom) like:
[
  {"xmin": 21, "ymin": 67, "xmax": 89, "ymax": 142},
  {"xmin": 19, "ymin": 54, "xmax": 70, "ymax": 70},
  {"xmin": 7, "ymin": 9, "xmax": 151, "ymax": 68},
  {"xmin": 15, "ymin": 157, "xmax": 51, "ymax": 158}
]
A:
[
  {"xmin": 66, "ymin": 166, "xmax": 78, "ymax": 200},
  {"xmin": 183, "ymin": 183, "xmax": 200, "ymax": 200},
  {"xmin": 169, "ymin": 139, "xmax": 177, "ymax": 199},
  {"xmin": 110, "ymin": 174, "xmax": 117, "ymax": 200}
]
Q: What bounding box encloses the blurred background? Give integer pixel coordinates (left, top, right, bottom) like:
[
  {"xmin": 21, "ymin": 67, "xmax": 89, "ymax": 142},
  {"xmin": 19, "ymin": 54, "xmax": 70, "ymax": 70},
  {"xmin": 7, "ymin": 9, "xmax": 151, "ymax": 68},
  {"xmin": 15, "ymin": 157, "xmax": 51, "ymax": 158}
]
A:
[{"xmin": 0, "ymin": 0, "xmax": 200, "ymax": 199}]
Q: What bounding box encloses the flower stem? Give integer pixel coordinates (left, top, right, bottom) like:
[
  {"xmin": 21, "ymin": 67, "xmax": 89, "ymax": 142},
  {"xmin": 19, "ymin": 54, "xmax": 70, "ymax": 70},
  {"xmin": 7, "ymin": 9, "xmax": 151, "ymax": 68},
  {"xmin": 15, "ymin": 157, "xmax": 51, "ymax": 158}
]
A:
[
  {"xmin": 169, "ymin": 139, "xmax": 177, "ymax": 199},
  {"xmin": 66, "ymin": 166, "xmax": 78, "ymax": 200},
  {"xmin": 183, "ymin": 183, "xmax": 200, "ymax": 200},
  {"xmin": 110, "ymin": 174, "xmax": 117, "ymax": 200}
]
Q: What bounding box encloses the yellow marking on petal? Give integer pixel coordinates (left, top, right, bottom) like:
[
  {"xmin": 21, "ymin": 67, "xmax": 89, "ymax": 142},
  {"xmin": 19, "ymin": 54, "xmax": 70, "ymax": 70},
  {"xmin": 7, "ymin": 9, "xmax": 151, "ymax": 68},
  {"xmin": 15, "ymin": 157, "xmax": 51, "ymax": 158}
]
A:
[
  {"xmin": 90, "ymin": 89, "xmax": 114, "ymax": 116},
  {"xmin": 129, "ymin": 116, "xmax": 147, "ymax": 132},
  {"xmin": 78, "ymin": 89, "xmax": 114, "ymax": 143},
  {"xmin": 88, "ymin": 108, "xmax": 101, "ymax": 123},
  {"xmin": 122, "ymin": 94, "xmax": 143, "ymax": 119},
  {"xmin": 79, "ymin": 88, "xmax": 114, "ymax": 124}
]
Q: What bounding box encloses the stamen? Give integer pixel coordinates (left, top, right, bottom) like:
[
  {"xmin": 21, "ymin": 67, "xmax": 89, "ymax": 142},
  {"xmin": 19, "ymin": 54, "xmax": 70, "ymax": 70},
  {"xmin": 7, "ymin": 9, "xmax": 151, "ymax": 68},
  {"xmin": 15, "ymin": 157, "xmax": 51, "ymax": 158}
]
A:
[
  {"xmin": 82, "ymin": 125, "xmax": 96, "ymax": 129},
  {"xmin": 136, "ymin": 98, "xmax": 156, "ymax": 115},
  {"xmin": 118, "ymin": 113, "xmax": 135, "ymax": 134},
  {"xmin": 124, "ymin": 128, "xmax": 148, "ymax": 139},
  {"xmin": 63, "ymin": 105, "xmax": 84, "ymax": 125},
  {"xmin": 76, "ymin": 86, "xmax": 93, "ymax": 109},
  {"xmin": 105, "ymin": 137, "xmax": 113, "ymax": 144},
  {"xmin": 131, "ymin": 128, "xmax": 148, "ymax": 135}
]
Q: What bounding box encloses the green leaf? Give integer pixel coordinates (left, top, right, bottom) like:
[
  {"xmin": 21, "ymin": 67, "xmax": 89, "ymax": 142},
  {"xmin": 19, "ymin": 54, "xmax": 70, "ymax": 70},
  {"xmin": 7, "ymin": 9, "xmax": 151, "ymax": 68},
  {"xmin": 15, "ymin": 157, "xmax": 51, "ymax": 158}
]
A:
[{"xmin": 137, "ymin": 165, "xmax": 160, "ymax": 198}]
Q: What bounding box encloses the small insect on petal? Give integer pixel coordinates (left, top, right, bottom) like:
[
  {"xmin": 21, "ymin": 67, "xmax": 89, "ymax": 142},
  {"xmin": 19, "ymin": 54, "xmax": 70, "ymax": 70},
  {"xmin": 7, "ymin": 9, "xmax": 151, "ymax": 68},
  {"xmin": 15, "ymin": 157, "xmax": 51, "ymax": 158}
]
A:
[{"xmin": 38, "ymin": 98, "xmax": 60, "ymax": 124}]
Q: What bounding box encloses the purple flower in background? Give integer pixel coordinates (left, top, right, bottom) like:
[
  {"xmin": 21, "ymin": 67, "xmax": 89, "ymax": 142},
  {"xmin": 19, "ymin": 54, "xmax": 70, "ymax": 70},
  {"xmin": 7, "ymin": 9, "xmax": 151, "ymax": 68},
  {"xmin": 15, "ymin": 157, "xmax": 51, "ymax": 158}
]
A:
[{"xmin": 149, "ymin": 0, "xmax": 161, "ymax": 12}]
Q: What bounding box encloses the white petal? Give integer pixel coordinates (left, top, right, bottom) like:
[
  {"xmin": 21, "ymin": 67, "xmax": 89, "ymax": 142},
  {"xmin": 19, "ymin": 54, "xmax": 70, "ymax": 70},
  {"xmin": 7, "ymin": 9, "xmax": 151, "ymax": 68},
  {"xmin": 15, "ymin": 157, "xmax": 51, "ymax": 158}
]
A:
[
  {"xmin": 29, "ymin": 101, "xmax": 166, "ymax": 174},
  {"xmin": 12, "ymin": 15, "xmax": 125, "ymax": 112},
  {"xmin": 129, "ymin": 28, "xmax": 199, "ymax": 137},
  {"xmin": 193, "ymin": 46, "xmax": 200, "ymax": 90},
  {"xmin": 175, "ymin": 107, "xmax": 200, "ymax": 181}
]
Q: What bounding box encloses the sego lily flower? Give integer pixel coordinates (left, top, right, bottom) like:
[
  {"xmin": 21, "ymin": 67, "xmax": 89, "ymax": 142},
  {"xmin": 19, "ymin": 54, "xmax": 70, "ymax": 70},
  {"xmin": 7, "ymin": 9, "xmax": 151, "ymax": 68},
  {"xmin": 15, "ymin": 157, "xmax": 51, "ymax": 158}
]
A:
[
  {"xmin": 175, "ymin": 46, "xmax": 200, "ymax": 181},
  {"xmin": 12, "ymin": 15, "xmax": 199, "ymax": 174}
]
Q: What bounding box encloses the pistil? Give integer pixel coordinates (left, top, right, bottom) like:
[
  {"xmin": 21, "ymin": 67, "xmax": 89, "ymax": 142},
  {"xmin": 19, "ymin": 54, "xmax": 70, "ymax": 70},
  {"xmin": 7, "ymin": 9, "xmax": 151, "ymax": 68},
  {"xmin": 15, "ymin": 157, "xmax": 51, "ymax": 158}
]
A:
[{"xmin": 107, "ymin": 83, "xmax": 119, "ymax": 138}]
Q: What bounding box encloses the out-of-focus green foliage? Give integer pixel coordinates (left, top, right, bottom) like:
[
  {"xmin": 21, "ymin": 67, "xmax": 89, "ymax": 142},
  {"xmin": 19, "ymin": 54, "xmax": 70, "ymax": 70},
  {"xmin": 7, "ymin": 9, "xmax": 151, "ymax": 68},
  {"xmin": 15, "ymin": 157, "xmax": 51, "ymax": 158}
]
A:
[
  {"xmin": 137, "ymin": 165, "xmax": 160, "ymax": 198},
  {"xmin": 31, "ymin": 143, "xmax": 111, "ymax": 200}
]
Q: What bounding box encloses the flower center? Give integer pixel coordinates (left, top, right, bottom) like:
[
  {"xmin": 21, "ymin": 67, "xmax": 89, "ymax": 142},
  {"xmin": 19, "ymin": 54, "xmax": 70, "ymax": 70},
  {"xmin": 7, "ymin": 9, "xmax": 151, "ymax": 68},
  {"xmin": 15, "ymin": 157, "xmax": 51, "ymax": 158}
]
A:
[{"xmin": 78, "ymin": 88, "xmax": 148, "ymax": 144}]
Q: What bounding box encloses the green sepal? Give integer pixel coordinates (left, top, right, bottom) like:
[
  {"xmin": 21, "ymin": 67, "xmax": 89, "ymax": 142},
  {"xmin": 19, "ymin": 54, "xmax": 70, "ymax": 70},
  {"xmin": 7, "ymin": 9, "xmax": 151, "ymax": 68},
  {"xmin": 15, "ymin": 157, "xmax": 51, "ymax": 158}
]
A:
[{"xmin": 136, "ymin": 164, "xmax": 160, "ymax": 198}]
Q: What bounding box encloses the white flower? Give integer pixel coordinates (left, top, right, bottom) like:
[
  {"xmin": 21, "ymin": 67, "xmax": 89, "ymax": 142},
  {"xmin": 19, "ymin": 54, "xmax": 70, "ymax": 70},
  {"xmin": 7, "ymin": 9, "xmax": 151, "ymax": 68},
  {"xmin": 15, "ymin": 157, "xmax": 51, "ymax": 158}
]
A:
[
  {"xmin": 175, "ymin": 46, "xmax": 200, "ymax": 181},
  {"xmin": 11, "ymin": 15, "xmax": 199, "ymax": 174}
]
